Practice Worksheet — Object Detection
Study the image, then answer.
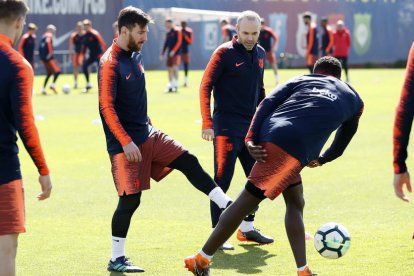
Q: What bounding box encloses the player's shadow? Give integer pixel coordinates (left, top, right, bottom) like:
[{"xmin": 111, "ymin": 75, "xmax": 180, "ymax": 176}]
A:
[
  {"xmin": 212, "ymin": 244, "xmax": 276, "ymax": 274},
  {"xmin": 109, "ymin": 272, "xmax": 129, "ymax": 276}
]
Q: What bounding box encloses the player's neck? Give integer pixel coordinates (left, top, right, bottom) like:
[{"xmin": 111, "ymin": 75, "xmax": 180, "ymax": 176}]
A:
[
  {"xmin": 115, "ymin": 37, "xmax": 129, "ymax": 52},
  {"xmin": 0, "ymin": 26, "xmax": 16, "ymax": 45}
]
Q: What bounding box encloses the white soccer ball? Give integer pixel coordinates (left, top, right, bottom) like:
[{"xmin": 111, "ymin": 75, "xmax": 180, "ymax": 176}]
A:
[
  {"xmin": 314, "ymin": 222, "xmax": 351, "ymax": 259},
  {"xmin": 62, "ymin": 84, "xmax": 71, "ymax": 94}
]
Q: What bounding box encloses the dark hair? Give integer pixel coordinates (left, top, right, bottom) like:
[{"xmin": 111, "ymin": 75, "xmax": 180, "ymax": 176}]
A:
[
  {"xmin": 118, "ymin": 6, "xmax": 152, "ymax": 32},
  {"xmin": 313, "ymin": 56, "xmax": 342, "ymax": 79},
  {"xmin": 302, "ymin": 11, "xmax": 312, "ymax": 20},
  {"xmin": 0, "ymin": 0, "xmax": 28, "ymax": 23}
]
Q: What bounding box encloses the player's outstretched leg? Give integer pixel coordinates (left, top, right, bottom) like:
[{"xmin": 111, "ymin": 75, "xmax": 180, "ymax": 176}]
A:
[
  {"xmin": 167, "ymin": 152, "xmax": 232, "ymax": 209},
  {"xmin": 237, "ymin": 150, "xmax": 274, "ymax": 245},
  {"xmin": 185, "ymin": 188, "xmax": 263, "ymax": 274},
  {"xmin": 282, "ymin": 183, "xmax": 315, "ymax": 276}
]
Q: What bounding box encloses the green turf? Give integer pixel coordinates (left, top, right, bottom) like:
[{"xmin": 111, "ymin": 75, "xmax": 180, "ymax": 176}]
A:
[{"xmin": 16, "ymin": 68, "xmax": 414, "ymax": 275}]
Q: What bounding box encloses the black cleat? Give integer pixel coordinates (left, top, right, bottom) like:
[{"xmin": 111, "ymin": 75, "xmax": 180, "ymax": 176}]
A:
[{"xmin": 237, "ymin": 228, "xmax": 274, "ymax": 244}]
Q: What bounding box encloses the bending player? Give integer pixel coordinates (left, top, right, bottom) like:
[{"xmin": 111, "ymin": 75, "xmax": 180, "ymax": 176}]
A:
[{"xmin": 185, "ymin": 56, "xmax": 364, "ymax": 276}]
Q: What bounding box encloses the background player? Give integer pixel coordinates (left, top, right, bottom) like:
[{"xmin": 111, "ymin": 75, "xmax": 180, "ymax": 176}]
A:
[
  {"xmin": 160, "ymin": 18, "xmax": 182, "ymax": 92},
  {"xmin": 393, "ymin": 42, "xmax": 414, "ymax": 204},
  {"xmin": 99, "ymin": 7, "xmax": 232, "ymax": 272},
  {"xmin": 186, "ymin": 56, "xmax": 363, "ymax": 276},
  {"xmin": 0, "ymin": 1, "xmax": 52, "ymax": 275},
  {"xmin": 220, "ymin": 18, "xmax": 236, "ymax": 43},
  {"xmin": 69, "ymin": 21, "xmax": 84, "ymax": 89},
  {"xmin": 180, "ymin": 20, "xmax": 192, "ymax": 87},
  {"xmin": 320, "ymin": 17, "xmax": 334, "ymax": 56},
  {"xmin": 81, "ymin": 19, "xmax": 106, "ymax": 93},
  {"xmin": 200, "ymin": 10, "xmax": 273, "ymax": 250},
  {"xmin": 333, "ymin": 20, "xmax": 351, "ymax": 82},
  {"xmin": 258, "ymin": 17, "xmax": 279, "ymax": 84},
  {"xmin": 303, "ymin": 12, "xmax": 318, "ymax": 73},
  {"xmin": 17, "ymin": 22, "xmax": 37, "ymax": 68},
  {"xmin": 38, "ymin": 24, "xmax": 60, "ymax": 95}
]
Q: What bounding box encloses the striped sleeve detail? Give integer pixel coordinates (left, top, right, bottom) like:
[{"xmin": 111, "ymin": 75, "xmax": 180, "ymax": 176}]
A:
[
  {"xmin": 17, "ymin": 34, "xmax": 28, "ymax": 56},
  {"xmin": 69, "ymin": 32, "xmax": 75, "ymax": 47},
  {"xmin": 5, "ymin": 46, "xmax": 50, "ymax": 175},
  {"xmin": 326, "ymin": 27, "xmax": 334, "ymax": 53},
  {"xmin": 46, "ymin": 35, "xmax": 53, "ymax": 56},
  {"xmin": 307, "ymin": 24, "xmax": 315, "ymax": 53},
  {"xmin": 171, "ymin": 27, "xmax": 182, "ymax": 53},
  {"xmin": 91, "ymin": 29, "xmax": 107, "ymax": 51},
  {"xmin": 99, "ymin": 48, "xmax": 131, "ymax": 146},
  {"xmin": 183, "ymin": 28, "xmax": 193, "ymax": 45},
  {"xmin": 199, "ymin": 47, "xmax": 225, "ymax": 129},
  {"xmin": 393, "ymin": 42, "xmax": 414, "ymax": 173},
  {"xmin": 266, "ymin": 27, "xmax": 278, "ymax": 49}
]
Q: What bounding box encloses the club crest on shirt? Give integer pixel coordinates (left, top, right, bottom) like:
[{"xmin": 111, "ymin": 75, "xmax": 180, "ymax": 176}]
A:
[{"xmin": 258, "ymin": 58, "xmax": 264, "ymax": 69}]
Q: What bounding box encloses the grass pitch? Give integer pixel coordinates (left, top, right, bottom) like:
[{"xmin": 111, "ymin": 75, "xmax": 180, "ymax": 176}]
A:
[{"xmin": 16, "ymin": 68, "xmax": 414, "ymax": 275}]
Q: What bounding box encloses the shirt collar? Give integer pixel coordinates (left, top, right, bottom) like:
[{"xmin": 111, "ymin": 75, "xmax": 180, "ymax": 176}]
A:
[{"xmin": 0, "ymin": 34, "xmax": 13, "ymax": 47}]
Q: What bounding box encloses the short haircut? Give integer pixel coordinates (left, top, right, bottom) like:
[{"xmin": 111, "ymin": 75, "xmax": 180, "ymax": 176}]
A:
[
  {"xmin": 236, "ymin": 10, "xmax": 261, "ymax": 25},
  {"xmin": 303, "ymin": 11, "xmax": 312, "ymax": 20},
  {"xmin": 165, "ymin": 17, "xmax": 172, "ymax": 23},
  {"xmin": 260, "ymin": 17, "xmax": 265, "ymax": 24},
  {"xmin": 118, "ymin": 6, "xmax": 153, "ymax": 32},
  {"xmin": 321, "ymin": 17, "xmax": 328, "ymax": 23},
  {"xmin": 220, "ymin": 18, "xmax": 228, "ymax": 24},
  {"xmin": 0, "ymin": 0, "xmax": 28, "ymax": 24},
  {"xmin": 83, "ymin": 19, "xmax": 91, "ymax": 26},
  {"xmin": 313, "ymin": 56, "xmax": 342, "ymax": 79},
  {"xmin": 28, "ymin": 22, "xmax": 37, "ymax": 30}
]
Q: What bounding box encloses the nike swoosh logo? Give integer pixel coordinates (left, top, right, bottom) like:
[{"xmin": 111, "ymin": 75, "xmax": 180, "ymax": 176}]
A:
[
  {"xmin": 235, "ymin": 62, "xmax": 245, "ymax": 67},
  {"xmin": 113, "ymin": 239, "xmax": 120, "ymax": 242},
  {"xmin": 126, "ymin": 73, "xmax": 131, "ymax": 80},
  {"xmin": 53, "ymin": 31, "xmax": 73, "ymax": 48}
]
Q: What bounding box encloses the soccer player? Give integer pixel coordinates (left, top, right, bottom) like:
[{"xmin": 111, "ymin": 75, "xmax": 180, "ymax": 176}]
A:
[
  {"xmin": 320, "ymin": 17, "xmax": 334, "ymax": 56},
  {"xmin": 333, "ymin": 20, "xmax": 351, "ymax": 82},
  {"xmin": 38, "ymin": 24, "xmax": 60, "ymax": 95},
  {"xmin": 258, "ymin": 17, "xmax": 279, "ymax": 84},
  {"xmin": 186, "ymin": 56, "xmax": 364, "ymax": 276},
  {"xmin": 220, "ymin": 18, "xmax": 236, "ymax": 43},
  {"xmin": 81, "ymin": 19, "xmax": 106, "ymax": 93},
  {"xmin": 303, "ymin": 12, "xmax": 318, "ymax": 73},
  {"xmin": 393, "ymin": 42, "xmax": 414, "ymax": 206},
  {"xmin": 200, "ymin": 10, "xmax": 273, "ymax": 250},
  {"xmin": 99, "ymin": 7, "xmax": 232, "ymax": 273},
  {"xmin": 180, "ymin": 20, "xmax": 192, "ymax": 87},
  {"xmin": 17, "ymin": 22, "xmax": 37, "ymax": 68},
  {"xmin": 69, "ymin": 21, "xmax": 84, "ymax": 89},
  {"xmin": 160, "ymin": 18, "xmax": 182, "ymax": 92},
  {"xmin": 0, "ymin": 1, "xmax": 52, "ymax": 275}
]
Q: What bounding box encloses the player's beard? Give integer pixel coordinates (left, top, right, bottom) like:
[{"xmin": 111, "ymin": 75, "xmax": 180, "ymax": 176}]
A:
[{"xmin": 127, "ymin": 33, "xmax": 143, "ymax": 52}]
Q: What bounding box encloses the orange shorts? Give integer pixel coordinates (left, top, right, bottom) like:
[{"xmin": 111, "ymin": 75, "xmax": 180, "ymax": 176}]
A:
[
  {"xmin": 0, "ymin": 179, "xmax": 25, "ymax": 235},
  {"xmin": 181, "ymin": 53, "xmax": 190, "ymax": 63},
  {"xmin": 110, "ymin": 129, "xmax": 186, "ymax": 196},
  {"xmin": 266, "ymin": 51, "xmax": 276, "ymax": 64},
  {"xmin": 248, "ymin": 142, "xmax": 302, "ymax": 200},
  {"xmin": 306, "ymin": 54, "xmax": 318, "ymax": 67},
  {"xmin": 42, "ymin": 58, "xmax": 61, "ymax": 74},
  {"xmin": 72, "ymin": 53, "xmax": 84, "ymax": 67},
  {"xmin": 166, "ymin": 55, "xmax": 181, "ymax": 67}
]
